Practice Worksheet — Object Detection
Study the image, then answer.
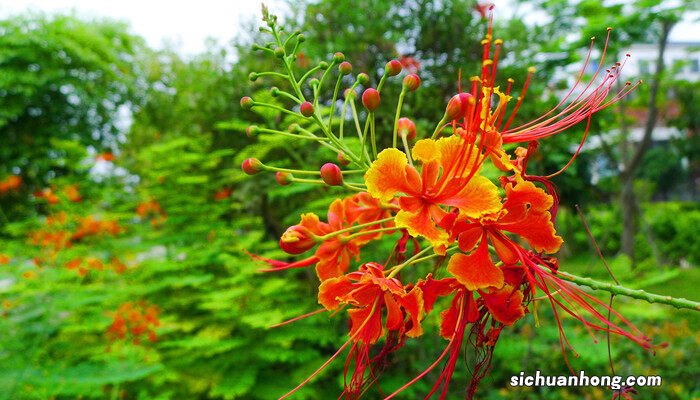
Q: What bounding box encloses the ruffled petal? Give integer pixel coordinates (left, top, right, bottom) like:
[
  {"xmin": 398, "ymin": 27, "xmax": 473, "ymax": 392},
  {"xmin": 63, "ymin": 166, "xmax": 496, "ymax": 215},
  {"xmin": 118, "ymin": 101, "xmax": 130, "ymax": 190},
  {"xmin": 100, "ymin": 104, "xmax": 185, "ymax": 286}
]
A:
[
  {"xmin": 441, "ymin": 175, "xmax": 502, "ymax": 219},
  {"xmin": 365, "ymin": 148, "xmax": 421, "ymax": 202},
  {"xmin": 447, "ymin": 237, "xmax": 504, "ymax": 291},
  {"xmin": 395, "ymin": 206, "xmax": 449, "ymax": 248},
  {"xmin": 348, "ymin": 306, "xmax": 383, "ymax": 344},
  {"xmin": 318, "ymin": 276, "xmax": 354, "ymax": 310},
  {"xmin": 482, "ymin": 285, "xmax": 525, "ymax": 326}
]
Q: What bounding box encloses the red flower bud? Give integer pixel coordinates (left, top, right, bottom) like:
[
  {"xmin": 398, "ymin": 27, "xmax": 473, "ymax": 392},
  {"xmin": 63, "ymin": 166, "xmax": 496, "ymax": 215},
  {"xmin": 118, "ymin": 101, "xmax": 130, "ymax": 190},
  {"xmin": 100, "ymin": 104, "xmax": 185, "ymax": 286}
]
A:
[
  {"xmin": 339, "ymin": 61, "xmax": 352, "ymax": 75},
  {"xmin": 300, "ymin": 101, "xmax": 315, "ymax": 117},
  {"xmin": 397, "ymin": 117, "xmax": 416, "ymax": 140},
  {"xmin": 240, "ymin": 96, "xmax": 254, "ymax": 110},
  {"xmin": 385, "ymin": 59, "xmax": 402, "ymax": 76},
  {"xmin": 241, "ymin": 158, "xmax": 263, "ymax": 175},
  {"xmin": 333, "ymin": 52, "xmax": 345, "ymax": 63},
  {"xmin": 275, "ymin": 171, "xmax": 293, "ymax": 185},
  {"xmin": 344, "ymin": 88, "xmax": 356, "ymax": 98},
  {"xmin": 337, "ymin": 152, "xmax": 350, "ymax": 166},
  {"xmin": 280, "ymin": 226, "xmax": 317, "ymax": 254},
  {"xmin": 445, "ymin": 93, "xmax": 474, "ymax": 121},
  {"xmin": 320, "ymin": 163, "xmax": 343, "ymax": 186},
  {"xmin": 402, "ymin": 73, "xmax": 421, "ymax": 91},
  {"xmin": 362, "ymin": 88, "xmax": 380, "ymax": 112}
]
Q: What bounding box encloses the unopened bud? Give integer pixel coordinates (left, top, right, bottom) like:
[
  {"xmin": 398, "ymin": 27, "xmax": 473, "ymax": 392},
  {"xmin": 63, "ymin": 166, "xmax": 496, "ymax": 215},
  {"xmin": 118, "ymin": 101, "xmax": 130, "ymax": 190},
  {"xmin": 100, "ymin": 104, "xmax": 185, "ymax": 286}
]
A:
[
  {"xmin": 241, "ymin": 158, "xmax": 263, "ymax": 175},
  {"xmin": 300, "ymin": 101, "xmax": 315, "ymax": 117},
  {"xmin": 297, "ymin": 34, "xmax": 306, "ymax": 43},
  {"xmin": 337, "ymin": 153, "xmax": 350, "ymax": 166},
  {"xmin": 357, "ymin": 73, "xmax": 370, "ymax": 85},
  {"xmin": 339, "ymin": 61, "xmax": 352, "ymax": 75},
  {"xmin": 246, "ymin": 126, "xmax": 259, "ymax": 138},
  {"xmin": 445, "ymin": 93, "xmax": 474, "ymax": 121},
  {"xmin": 270, "ymin": 87, "xmax": 280, "ymax": 97},
  {"xmin": 333, "ymin": 52, "xmax": 345, "ymax": 63},
  {"xmin": 402, "ymin": 73, "xmax": 421, "ymax": 91},
  {"xmin": 397, "ymin": 117, "xmax": 416, "ymax": 140},
  {"xmin": 240, "ymin": 96, "xmax": 254, "ymax": 110},
  {"xmin": 362, "ymin": 88, "xmax": 380, "ymax": 112},
  {"xmin": 319, "ymin": 61, "xmax": 329, "ymax": 70},
  {"xmin": 320, "ymin": 163, "xmax": 343, "ymax": 186},
  {"xmin": 275, "ymin": 172, "xmax": 293, "ymax": 186},
  {"xmin": 249, "ymin": 72, "xmax": 259, "ymax": 82},
  {"xmin": 280, "ymin": 225, "xmax": 317, "ymax": 255},
  {"xmin": 385, "ymin": 59, "xmax": 403, "ymax": 76},
  {"xmin": 274, "ymin": 47, "xmax": 285, "ymax": 58},
  {"xmin": 344, "ymin": 88, "xmax": 356, "ymax": 98}
]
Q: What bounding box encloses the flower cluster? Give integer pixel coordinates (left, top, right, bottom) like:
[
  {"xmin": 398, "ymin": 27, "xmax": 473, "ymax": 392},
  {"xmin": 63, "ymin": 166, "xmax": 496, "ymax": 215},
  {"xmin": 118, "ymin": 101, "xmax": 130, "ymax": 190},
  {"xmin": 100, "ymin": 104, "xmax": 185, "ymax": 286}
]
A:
[
  {"xmin": 242, "ymin": 6, "xmax": 650, "ymax": 399},
  {"xmin": 0, "ymin": 175, "xmax": 21, "ymax": 195},
  {"xmin": 106, "ymin": 301, "xmax": 160, "ymax": 346}
]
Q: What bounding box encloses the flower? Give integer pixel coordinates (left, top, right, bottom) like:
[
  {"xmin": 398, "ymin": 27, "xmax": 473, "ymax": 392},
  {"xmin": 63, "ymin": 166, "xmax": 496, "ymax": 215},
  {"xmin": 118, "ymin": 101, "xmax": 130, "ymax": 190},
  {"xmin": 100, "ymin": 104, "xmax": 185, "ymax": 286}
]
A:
[
  {"xmin": 274, "ymin": 193, "xmax": 393, "ymax": 280},
  {"xmin": 444, "ymin": 178, "xmax": 563, "ymax": 290},
  {"xmin": 365, "ymin": 135, "xmax": 501, "ymax": 248}
]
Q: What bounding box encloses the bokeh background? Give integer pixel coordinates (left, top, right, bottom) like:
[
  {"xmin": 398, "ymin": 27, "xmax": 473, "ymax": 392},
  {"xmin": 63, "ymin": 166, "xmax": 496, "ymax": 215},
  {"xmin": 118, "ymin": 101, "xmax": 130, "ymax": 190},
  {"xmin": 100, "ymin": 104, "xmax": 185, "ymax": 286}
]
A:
[{"xmin": 0, "ymin": 0, "xmax": 698, "ymax": 399}]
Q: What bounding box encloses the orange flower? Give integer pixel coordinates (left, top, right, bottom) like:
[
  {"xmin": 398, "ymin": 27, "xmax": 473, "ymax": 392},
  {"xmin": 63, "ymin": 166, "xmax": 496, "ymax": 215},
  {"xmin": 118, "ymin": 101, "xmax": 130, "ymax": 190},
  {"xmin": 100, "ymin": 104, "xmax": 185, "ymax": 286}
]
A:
[
  {"xmin": 96, "ymin": 152, "xmax": 115, "ymax": 162},
  {"xmin": 0, "ymin": 254, "xmax": 10, "ymax": 265},
  {"xmin": 445, "ymin": 178, "xmax": 562, "ymax": 290},
  {"xmin": 365, "ymin": 135, "xmax": 501, "ymax": 248},
  {"xmin": 63, "ymin": 185, "xmax": 82, "ymax": 202},
  {"xmin": 318, "ymin": 262, "xmax": 424, "ymax": 343},
  {"xmin": 277, "ymin": 193, "xmax": 392, "ymax": 280},
  {"xmin": 214, "ymin": 187, "xmax": 232, "ymax": 201},
  {"xmin": 0, "ymin": 175, "xmax": 21, "ymax": 194},
  {"xmin": 107, "ymin": 302, "xmax": 160, "ymax": 345},
  {"xmin": 34, "ymin": 188, "xmax": 60, "ymax": 205}
]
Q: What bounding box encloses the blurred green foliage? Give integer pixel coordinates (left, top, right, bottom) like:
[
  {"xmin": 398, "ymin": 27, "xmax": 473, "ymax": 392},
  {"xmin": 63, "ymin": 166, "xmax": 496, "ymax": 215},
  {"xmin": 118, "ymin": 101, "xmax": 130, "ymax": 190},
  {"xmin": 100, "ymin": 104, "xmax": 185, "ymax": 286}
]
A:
[{"xmin": 0, "ymin": 1, "xmax": 698, "ymax": 399}]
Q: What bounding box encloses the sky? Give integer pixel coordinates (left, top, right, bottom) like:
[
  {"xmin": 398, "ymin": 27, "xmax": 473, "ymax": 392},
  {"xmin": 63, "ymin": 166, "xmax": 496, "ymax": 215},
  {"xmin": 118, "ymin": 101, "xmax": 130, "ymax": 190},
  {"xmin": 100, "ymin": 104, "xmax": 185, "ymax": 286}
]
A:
[{"xmin": 0, "ymin": 0, "xmax": 697, "ymax": 55}]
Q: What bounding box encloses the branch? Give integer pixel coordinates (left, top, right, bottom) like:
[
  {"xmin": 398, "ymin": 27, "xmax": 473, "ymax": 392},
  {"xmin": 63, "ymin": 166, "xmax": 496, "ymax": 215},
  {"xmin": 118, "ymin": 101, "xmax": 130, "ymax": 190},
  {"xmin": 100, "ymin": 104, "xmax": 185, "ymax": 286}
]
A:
[{"xmin": 558, "ymin": 271, "xmax": 700, "ymax": 311}]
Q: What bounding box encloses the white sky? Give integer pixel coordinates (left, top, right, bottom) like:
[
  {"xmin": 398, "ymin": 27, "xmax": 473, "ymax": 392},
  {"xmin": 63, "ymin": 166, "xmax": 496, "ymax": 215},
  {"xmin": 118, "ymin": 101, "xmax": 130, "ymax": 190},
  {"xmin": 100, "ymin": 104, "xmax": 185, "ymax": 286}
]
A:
[{"xmin": 0, "ymin": 0, "xmax": 697, "ymax": 55}]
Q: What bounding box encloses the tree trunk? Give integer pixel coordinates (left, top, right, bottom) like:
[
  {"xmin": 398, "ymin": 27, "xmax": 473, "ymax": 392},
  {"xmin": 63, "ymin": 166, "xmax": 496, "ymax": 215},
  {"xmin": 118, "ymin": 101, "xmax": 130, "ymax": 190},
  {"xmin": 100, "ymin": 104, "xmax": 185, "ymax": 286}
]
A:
[{"xmin": 619, "ymin": 20, "xmax": 673, "ymax": 266}]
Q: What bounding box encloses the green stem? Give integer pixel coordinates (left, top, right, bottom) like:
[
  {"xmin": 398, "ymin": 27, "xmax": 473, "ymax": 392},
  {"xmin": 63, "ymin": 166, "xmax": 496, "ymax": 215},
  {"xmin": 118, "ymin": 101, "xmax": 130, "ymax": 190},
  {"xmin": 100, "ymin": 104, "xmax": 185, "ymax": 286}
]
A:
[
  {"xmin": 344, "ymin": 226, "xmax": 397, "ymax": 241},
  {"xmin": 369, "ymin": 113, "xmax": 377, "ymax": 159},
  {"xmin": 256, "ymin": 127, "xmax": 327, "ymax": 141},
  {"xmin": 430, "ymin": 115, "xmax": 449, "ymax": 139},
  {"xmin": 558, "ymin": 272, "xmax": 700, "ymax": 311},
  {"xmin": 328, "ymin": 73, "xmax": 343, "ymax": 130},
  {"xmin": 392, "ymin": 89, "xmax": 407, "ymax": 148}
]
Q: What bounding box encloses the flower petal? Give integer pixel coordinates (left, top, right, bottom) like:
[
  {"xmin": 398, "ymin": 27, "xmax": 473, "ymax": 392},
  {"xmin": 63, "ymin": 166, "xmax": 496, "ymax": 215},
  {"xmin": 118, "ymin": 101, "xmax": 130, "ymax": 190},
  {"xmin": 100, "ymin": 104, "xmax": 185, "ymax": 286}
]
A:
[
  {"xmin": 482, "ymin": 285, "xmax": 525, "ymax": 326},
  {"xmin": 447, "ymin": 237, "xmax": 504, "ymax": 291},
  {"xmin": 395, "ymin": 206, "xmax": 449, "ymax": 248},
  {"xmin": 365, "ymin": 148, "xmax": 421, "ymax": 202}
]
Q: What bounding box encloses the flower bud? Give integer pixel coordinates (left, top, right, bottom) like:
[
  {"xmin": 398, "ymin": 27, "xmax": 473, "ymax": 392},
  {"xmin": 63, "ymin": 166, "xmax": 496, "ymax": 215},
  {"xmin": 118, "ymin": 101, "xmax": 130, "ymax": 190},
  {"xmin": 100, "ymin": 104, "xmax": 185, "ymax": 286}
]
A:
[
  {"xmin": 397, "ymin": 117, "xmax": 416, "ymax": 140},
  {"xmin": 270, "ymin": 87, "xmax": 280, "ymax": 97},
  {"xmin": 248, "ymin": 72, "xmax": 259, "ymax": 82},
  {"xmin": 320, "ymin": 163, "xmax": 343, "ymax": 186},
  {"xmin": 339, "ymin": 61, "xmax": 352, "ymax": 75},
  {"xmin": 274, "ymin": 46, "xmax": 285, "ymax": 58},
  {"xmin": 385, "ymin": 59, "xmax": 402, "ymax": 77},
  {"xmin": 288, "ymin": 123, "xmax": 301, "ymax": 133},
  {"xmin": 333, "ymin": 52, "xmax": 345, "ymax": 63},
  {"xmin": 241, "ymin": 158, "xmax": 263, "ymax": 175},
  {"xmin": 445, "ymin": 93, "xmax": 474, "ymax": 121},
  {"xmin": 319, "ymin": 61, "xmax": 329, "ymax": 70},
  {"xmin": 275, "ymin": 171, "xmax": 293, "ymax": 186},
  {"xmin": 246, "ymin": 126, "xmax": 259, "ymax": 138},
  {"xmin": 300, "ymin": 101, "xmax": 315, "ymax": 117},
  {"xmin": 280, "ymin": 225, "xmax": 317, "ymax": 255},
  {"xmin": 402, "ymin": 73, "xmax": 421, "ymax": 91},
  {"xmin": 344, "ymin": 88, "xmax": 356, "ymax": 99},
  {"xmin": 337, "ymin": 152, "xmax": 351, "ymax": 166},
  {"xmin": 309, "ymin": 78, "xmax": 320, "ymax": 88},
  {"xmin": 240, "ymin": 96, "xmax": 254, "ymax": 110},
  {"xmin": 362, "ymin": 88, "xmax": 380, "ymax": 112},
  {"xmin": 297, "ymin": 34, "xmax": 306, "ymax": 43},
  {"xmin": 357, "ymin": 73, "xmax": 370, "ymax": 85}
]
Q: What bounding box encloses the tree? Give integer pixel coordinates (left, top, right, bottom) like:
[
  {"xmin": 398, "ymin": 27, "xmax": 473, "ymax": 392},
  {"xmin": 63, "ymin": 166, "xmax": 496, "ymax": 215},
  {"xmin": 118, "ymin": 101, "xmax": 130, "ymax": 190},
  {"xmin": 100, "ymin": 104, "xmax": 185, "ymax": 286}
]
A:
[{"xmin": 0, "ymin": 14, "xmax": 146, "ymax": 188}]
